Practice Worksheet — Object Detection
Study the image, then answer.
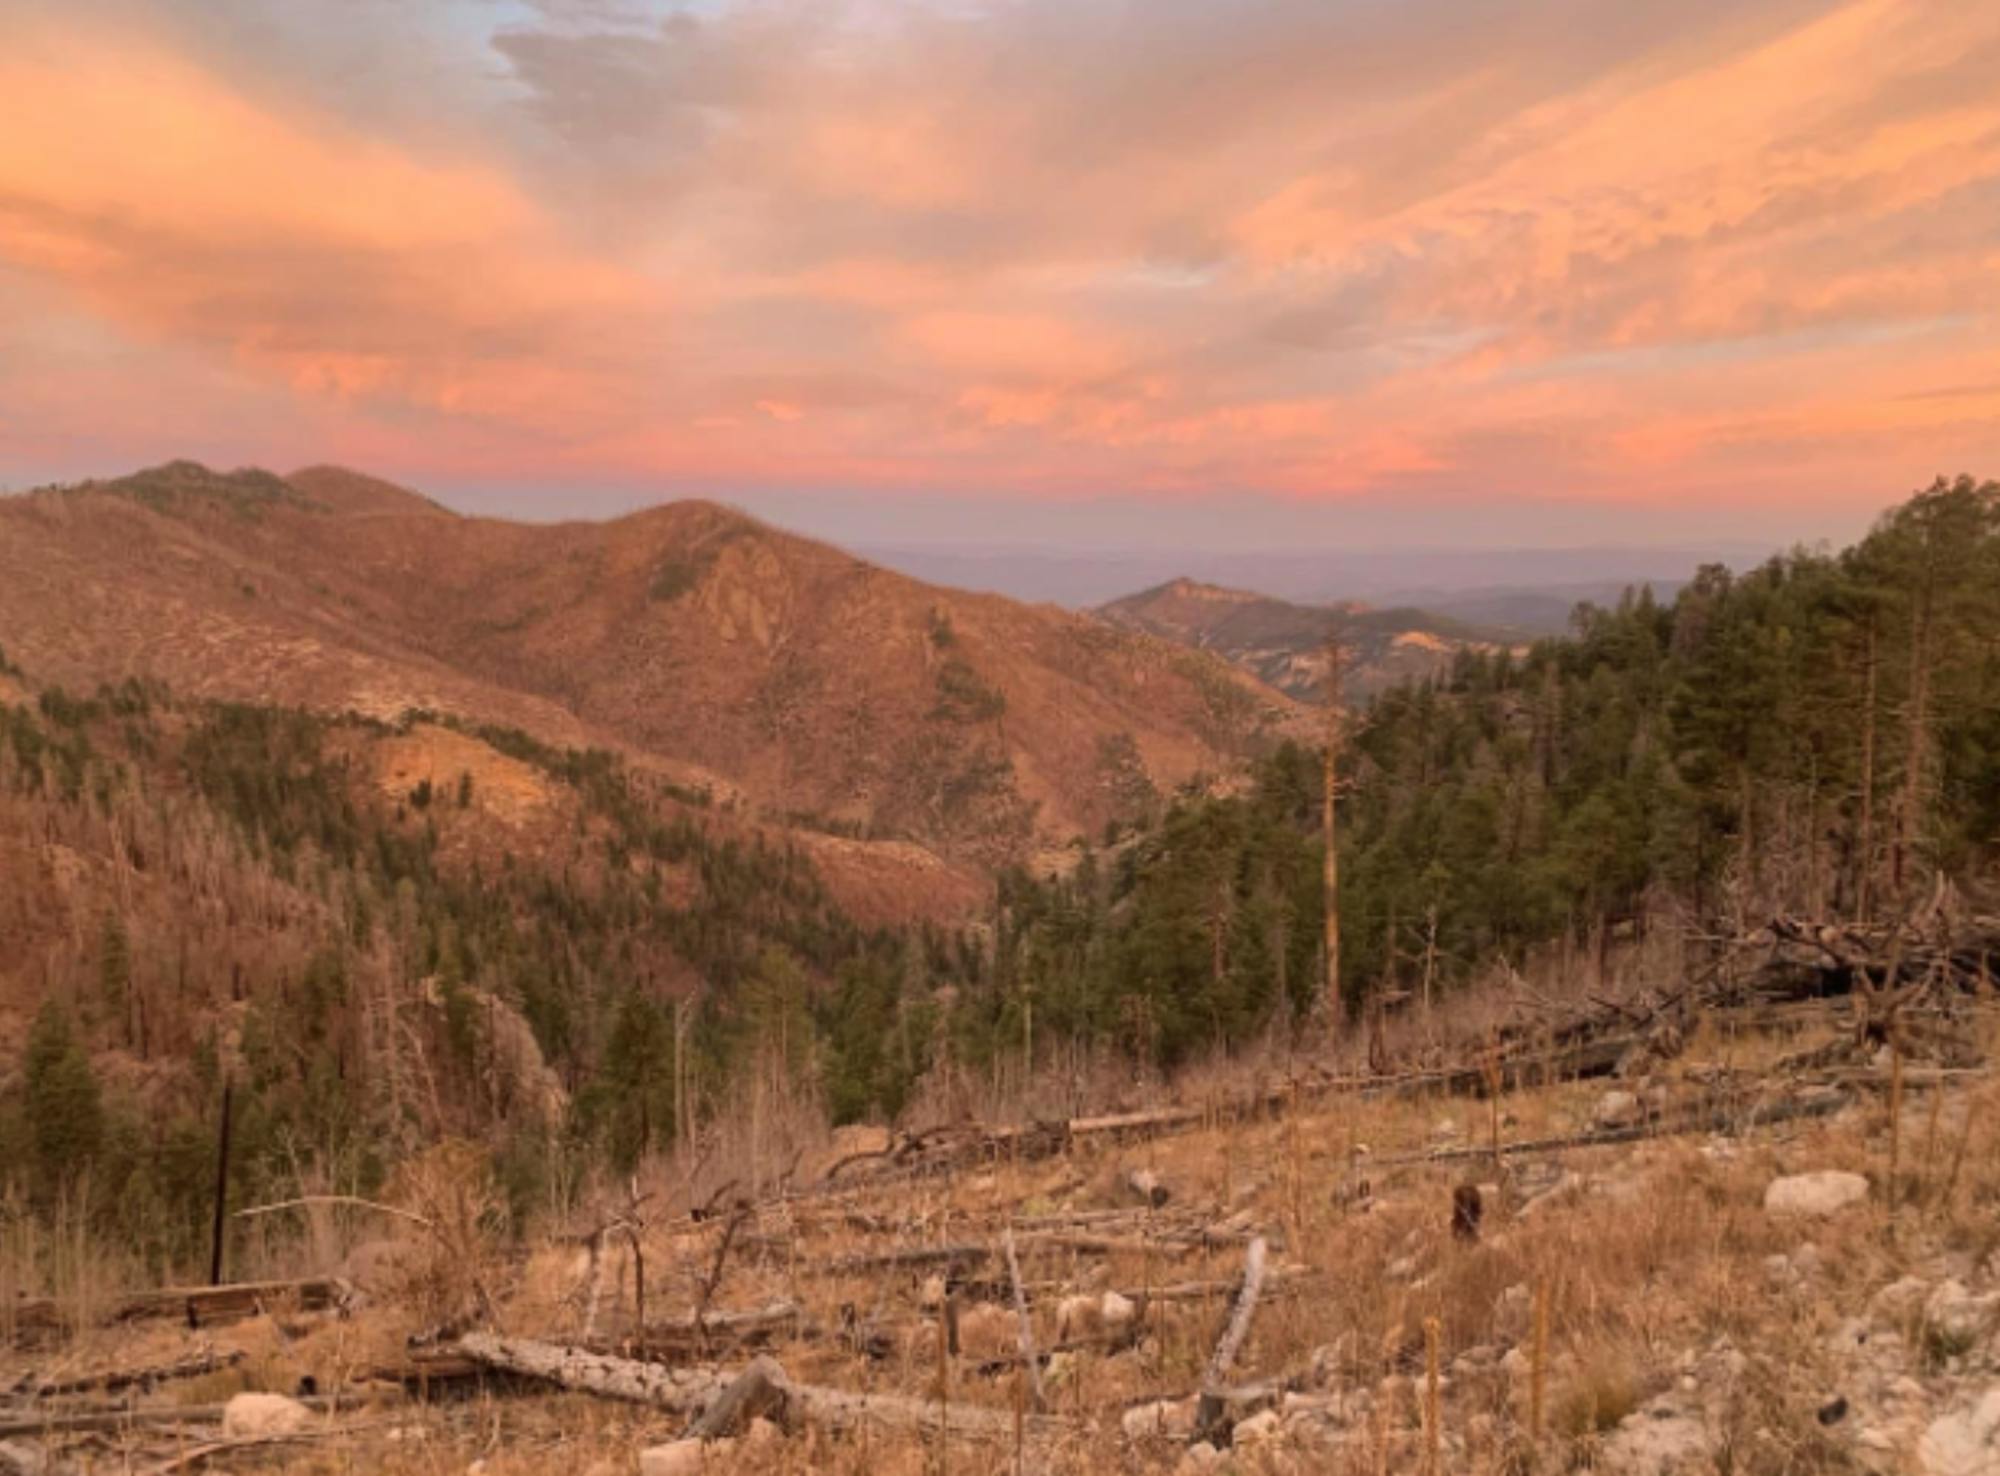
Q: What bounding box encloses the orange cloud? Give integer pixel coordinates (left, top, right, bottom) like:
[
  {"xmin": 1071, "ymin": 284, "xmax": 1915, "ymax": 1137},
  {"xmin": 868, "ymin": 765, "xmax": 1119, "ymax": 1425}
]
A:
[
  {"xmin": 0, "ymin": 23, "xmax": 650, "ymax": 432},
  {"xmin": 1, "ymin": 0, "xmax": 1996, "ymax": 522}
]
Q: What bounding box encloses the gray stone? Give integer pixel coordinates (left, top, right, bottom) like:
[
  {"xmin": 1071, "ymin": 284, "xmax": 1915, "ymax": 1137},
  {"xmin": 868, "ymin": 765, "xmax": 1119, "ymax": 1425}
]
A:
[
  {"xmin": 1598, "ymin": 1398, "xmax": 1709, "ymax": 1475},
  {"xmin": 1918, "ymin": 1388, "xmax": 2000, "ymax": 1476},
  {"xmin": 220, "ymin": 1393, "xmax": 313, "ymax": 1439},
  {"xmin": 1764, "ymin": 1170, "xmax": 1869, "ymax": 1217}
]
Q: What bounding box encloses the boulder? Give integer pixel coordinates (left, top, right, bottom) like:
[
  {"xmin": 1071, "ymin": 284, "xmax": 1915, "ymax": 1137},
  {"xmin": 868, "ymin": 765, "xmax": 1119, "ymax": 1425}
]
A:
[
  {"xmin": 1925, "ymin": 1281, "xmax": 1999, "ymax": 1345},
  {"xmin": 1764, "ymin": 1171, "xmax": 1869, "ymax": 1217},
  {"xmin": 1598, "ymin": 1397, "xmax": 1709, "ymax": 1475},
  {"xmin": 1593, "ymin": 1091, "xmax": 1642, "ymax": 1130},
  {"xmin": 221, "ymin": 1393, "xmax": 313, "ymax": 1439},
  {"xmin": 1123, "ymin": 1397, "xmax": 1198, "ymax": 1441},
  {"xmin": 1100, "ymin": 1290, "xmax": 1138, "ymax": 1331},
  {"xmin": 1917, "ymin": 1388, "xmax": 2000, "ymax": 1476}
]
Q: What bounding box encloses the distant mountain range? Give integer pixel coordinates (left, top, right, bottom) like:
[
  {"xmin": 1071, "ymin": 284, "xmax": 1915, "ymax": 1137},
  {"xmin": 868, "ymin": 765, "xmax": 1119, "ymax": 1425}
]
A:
[
  {"xmin": 857, "ymin": 542, "xmax": 1759, "ymax": 628},
  {"xmin": 1097, "ymin": 578, "xmax": 1517, "ymax": 702}
]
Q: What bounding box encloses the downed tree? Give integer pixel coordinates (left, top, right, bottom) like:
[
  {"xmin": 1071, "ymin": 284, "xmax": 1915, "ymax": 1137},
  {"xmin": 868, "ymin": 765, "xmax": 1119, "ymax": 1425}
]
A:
[
  {"xmin": 1193, "ymin": 1237, "xmax": 1268, "ymax": 1438},
  {"xmin": 6, "ymin": 1279, "xmax": 342, "ymax": 1345},
  {"xmin": 8, "ymin": 1347, "xmax": 245, "ymax": 1400},
  {"xmin": 451, "ymin": 1334, "xmax": 1069, "ymax": 1444},
  {"xmin": 0, "ymin": 1391, "xmax": 396, "ymax": 1440}
]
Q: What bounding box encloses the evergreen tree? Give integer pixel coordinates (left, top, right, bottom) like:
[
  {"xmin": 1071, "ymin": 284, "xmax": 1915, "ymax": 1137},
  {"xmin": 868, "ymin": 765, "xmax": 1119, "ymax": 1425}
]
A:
[{"xmin": 23, "ymin": 1002, "xmax": 105, "ymax": 1200}]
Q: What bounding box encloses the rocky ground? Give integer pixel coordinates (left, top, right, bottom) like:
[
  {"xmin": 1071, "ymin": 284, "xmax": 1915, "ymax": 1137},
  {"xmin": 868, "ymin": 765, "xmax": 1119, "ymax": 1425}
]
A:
[{"xmin": 3, "ymin": 1006, "xmax": 1997, "ymax": 1475}]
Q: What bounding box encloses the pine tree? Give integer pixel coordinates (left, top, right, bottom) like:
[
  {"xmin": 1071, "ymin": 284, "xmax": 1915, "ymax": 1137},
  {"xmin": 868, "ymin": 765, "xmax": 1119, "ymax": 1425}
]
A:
[{"xmin": 24, "ymin": 1002, "xmax": 105, "ymax": 1200}]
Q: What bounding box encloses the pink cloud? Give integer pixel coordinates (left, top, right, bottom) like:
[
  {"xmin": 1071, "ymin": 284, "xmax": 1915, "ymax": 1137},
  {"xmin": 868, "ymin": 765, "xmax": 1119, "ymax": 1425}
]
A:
[{"xmin": 0, "ymin": 0, "xmax": 1995, "ymax": 519}]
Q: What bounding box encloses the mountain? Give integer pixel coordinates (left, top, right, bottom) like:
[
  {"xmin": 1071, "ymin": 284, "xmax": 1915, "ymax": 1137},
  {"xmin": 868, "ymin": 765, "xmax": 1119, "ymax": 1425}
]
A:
[
  {"xmin": 1096, "ymin": 577, "xmax": 1514, "ymax": 702},
  {"xmin": 0, "ymin": 462, "xmax": 1295, "ymax": 860},
  {"xmin": 856, "ymin": 541, "xmax": 1765, "ymax": 609},
  {"xmin": 1369, "ymin": 578, "xmax": 1693, "ymax": 638}
]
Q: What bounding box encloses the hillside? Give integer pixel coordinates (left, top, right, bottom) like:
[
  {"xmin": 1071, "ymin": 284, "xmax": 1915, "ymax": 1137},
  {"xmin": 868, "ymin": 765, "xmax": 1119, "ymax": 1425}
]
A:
[
  {"xmin": 1097, "ymin": 577, "xmax": 1512, "ymax": 702},
  {"xmin": 0, "ymin": 463, "xmax": 1296, "ymax": 859},
  {"xmin": 0, "ymin": 674, "xmax": 995, "ymax": 1245}
]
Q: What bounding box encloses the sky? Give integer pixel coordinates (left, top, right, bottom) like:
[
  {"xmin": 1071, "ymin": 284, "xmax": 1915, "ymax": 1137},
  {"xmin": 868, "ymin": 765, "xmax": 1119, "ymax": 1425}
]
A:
[{"xmin": 1, "ymin": 0, "xmax": 1997, "ymax": 551}]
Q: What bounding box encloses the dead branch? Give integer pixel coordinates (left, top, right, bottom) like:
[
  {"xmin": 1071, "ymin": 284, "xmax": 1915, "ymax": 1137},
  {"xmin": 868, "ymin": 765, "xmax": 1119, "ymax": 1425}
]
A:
[
  {"xmin": 232, "ymin": 1196, "xmax": 432, "ymax": 1230},
  {"xmin": 1193, "ymin": 1236, "xmax": 1268, "ymax": 1437},
  {"xmin": 1001, "ymin": 1229, "xmax": 1045, "ymax": 1412},
  {"xmin": 10, "ymin": 1347, "xmax": 245, "ymax": 1400},
  {"xmin": 451, "ymin": 1335, "xmax": 1067, "ymax": 1444}
]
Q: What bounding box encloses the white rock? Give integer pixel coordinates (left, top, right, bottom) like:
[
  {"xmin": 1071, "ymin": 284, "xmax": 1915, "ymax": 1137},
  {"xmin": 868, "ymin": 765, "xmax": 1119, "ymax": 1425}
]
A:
[
  {"xmin": 1100, "ymin": 1290, "xmax": 1138, "ymax": 1330},
  {"xmin": 221, "ymin": 1393, "xmax": 312, "ymax": 1439},
  {"xmin": 1233, "ymin": 1409, "xmax": 1282, "ymax": 1446},
  {"xmin": 1925, "ymin": 1281, "xmax": 1999, "ymax": 1344},
  {"xmin": 640, "ymin": 1439, "xmax": 733, "ymax": 1476},
  {"xmin": 1918, "ymin": 1388, "xmax": 2000, "ymax": 1476},
  {"xmin": 1764, "ymin": 1170, "xmax": 1869, "ymax": 1217},
  {"xmin": 1597, "ymin": 1398, "xmax": 1709, "ymax": 1475},
  {"xmin": 745, "ymin": 1417, "xmax": 782, "ymax": 1448},
  {"xmin": 1872, "ymin": 1276, "xmax": 1932, "ymax": 1325},
  {"xmin": 1123, "ymin": 1398, "xmax": 1198, "ymax": 1441},
  {"xmin": 1593, "ymin": 1090, "xmax": 1642, "ymax": 1129}
]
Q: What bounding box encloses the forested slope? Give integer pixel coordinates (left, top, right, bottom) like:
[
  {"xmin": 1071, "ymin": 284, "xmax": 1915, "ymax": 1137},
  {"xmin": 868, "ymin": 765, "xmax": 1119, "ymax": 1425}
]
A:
[{"xmin": 954, "ymin": 477, "xmax": 1999, "ymax": 1089}]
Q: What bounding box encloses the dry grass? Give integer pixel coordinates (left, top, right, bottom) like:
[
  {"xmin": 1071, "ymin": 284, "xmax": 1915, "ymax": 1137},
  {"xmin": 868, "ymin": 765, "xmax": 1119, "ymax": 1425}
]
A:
[{"xmin": 4, "ymin": 1004, "xmax": 1998, "ymax": 1474}]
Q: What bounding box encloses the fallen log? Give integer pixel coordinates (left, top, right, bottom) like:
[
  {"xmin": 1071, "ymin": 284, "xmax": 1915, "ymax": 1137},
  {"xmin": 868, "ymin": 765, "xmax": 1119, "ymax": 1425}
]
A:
[
  {"xmin": 10, "ymin": 1347, "xmax": 244, "ymax": 1400},
  {"xmin": 1193, "ymin": 1237, "xmax": 1268, "ymax": 1438},
  {"xmin": 369, "ymin": 1302, "xmax": 810, "ymax": 1389},
  {"xmin": 0, "ymin": 1390, "xmax": 396, "ymax": 1439},
  {"xmin": 7, "ymin": 1279, "xmax": 342, "ymax": 1343},
  {"xmin": 1377, "ymin": 1085, "xmax": 1855, "ymax": 1166},
  {"xmin": 452, "ymin": 1334, "xmax": 1066, "ymax": 1443},
  {"xmin": 685, "ymin": 1355, "xmax": 788, "ymax": 1440}
]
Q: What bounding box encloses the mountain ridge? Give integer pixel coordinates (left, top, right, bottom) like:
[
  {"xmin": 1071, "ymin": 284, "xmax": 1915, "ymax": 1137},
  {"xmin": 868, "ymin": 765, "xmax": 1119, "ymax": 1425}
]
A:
[
  {"xmin": 0, "ymin": 462, "xmax": 1299, "ymax": 862},
  {"xmin": 1096, "ymin": 575, "xmax": 1516, "ymax": 702}
]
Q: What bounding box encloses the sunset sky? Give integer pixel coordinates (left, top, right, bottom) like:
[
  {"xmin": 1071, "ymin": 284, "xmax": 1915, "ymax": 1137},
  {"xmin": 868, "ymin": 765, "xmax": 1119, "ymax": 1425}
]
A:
[{"xmin": 2, "ymin": 0, "xmax": 1997, "ymax": 548}]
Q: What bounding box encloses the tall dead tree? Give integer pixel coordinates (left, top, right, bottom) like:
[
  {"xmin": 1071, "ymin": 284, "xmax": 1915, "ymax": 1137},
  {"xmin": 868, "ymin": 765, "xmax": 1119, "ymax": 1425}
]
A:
[{"xmin": 1322, "ymin": 631, "xmax": 1345, "ymax": 1030}]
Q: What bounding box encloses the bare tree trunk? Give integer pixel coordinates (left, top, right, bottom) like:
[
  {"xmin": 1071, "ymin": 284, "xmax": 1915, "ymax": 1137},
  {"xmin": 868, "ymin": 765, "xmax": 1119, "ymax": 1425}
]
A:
[
  {"xmin": 1895, "ymin": 578, "xmax": 1936, "ymax": 896},
  {"xmin": 1857, "ymin": 616, "xmax": 1879, "ymax": 922},
  {"xmin": 1322, "ymin": 634, "xmax": 1344, "ymax": 1030}
]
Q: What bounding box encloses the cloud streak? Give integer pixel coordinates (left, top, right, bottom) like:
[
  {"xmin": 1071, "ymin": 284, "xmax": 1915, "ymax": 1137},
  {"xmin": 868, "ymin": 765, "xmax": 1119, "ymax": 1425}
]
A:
[{"xmin": 0, "ymin": 0, "xmax": 1995, "ymax": 527}]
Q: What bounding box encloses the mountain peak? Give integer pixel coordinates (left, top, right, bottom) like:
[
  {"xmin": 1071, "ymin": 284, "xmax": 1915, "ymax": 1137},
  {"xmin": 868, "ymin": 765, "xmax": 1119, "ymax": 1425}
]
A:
[{"xmin": 286, "ymin": 465, "xmax": 455, "ymax": 518}]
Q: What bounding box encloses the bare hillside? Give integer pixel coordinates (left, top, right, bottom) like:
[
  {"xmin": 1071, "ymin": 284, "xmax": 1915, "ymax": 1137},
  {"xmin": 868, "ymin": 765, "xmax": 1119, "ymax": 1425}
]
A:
[
  {"xmin": 0, "ymin": 463, "xmax": 1296, "ymax": 858},
  {"xmin": 1098, "ymin": 577, "xmax": 1516, "ymax": 702}
]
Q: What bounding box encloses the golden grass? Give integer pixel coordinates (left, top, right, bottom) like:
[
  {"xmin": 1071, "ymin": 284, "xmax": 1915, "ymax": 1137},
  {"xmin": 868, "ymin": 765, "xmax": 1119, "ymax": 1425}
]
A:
[{"xmin": 4, "ymin": 1007, "xmax": 1997, "ymax": 1474}]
